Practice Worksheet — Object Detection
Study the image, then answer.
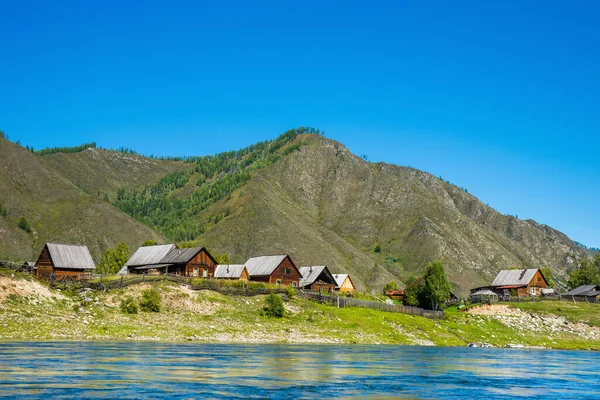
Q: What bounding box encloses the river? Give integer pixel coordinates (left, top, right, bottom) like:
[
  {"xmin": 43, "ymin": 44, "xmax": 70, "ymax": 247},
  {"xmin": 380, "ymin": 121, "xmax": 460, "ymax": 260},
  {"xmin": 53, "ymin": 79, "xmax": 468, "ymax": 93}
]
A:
[{"xmin": 0, "ymin": 342, "xmax": 598, "ymax": 399}]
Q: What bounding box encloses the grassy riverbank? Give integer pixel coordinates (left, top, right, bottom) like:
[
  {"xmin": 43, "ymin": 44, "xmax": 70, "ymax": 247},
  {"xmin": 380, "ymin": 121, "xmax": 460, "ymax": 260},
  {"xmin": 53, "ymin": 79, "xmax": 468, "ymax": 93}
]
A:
[{"xmin": 1, "ymin": 270, "xmax": 599, "ymax": 350}]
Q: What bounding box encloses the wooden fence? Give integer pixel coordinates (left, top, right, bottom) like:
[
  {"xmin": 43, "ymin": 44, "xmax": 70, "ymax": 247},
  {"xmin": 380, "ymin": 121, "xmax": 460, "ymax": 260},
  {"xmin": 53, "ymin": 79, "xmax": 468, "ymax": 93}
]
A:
[{"xmin": 301, "ymin": 290, "xmax": 445, "ymax": 319}]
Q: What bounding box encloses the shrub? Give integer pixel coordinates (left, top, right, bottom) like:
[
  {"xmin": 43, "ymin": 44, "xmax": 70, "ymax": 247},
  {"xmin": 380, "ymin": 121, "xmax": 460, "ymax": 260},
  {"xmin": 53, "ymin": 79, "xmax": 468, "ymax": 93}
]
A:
[
  {"xmin": 374, "ymin": 244, "xmax": 381, "ymax": 253},
  {"xmin": 263, "ymin": 294, "xmax": 284, "ymax": 318},
  {"xmin": 139, "ymin": 288, "xmax": 161, "ymax": 312},
  {"xmin": 286, "ymin": 286, "xmax": 296, "ymax": 299},
  {"xmin": 17, "ymin": 217, "xmax": 31, "ymax": 233},
  {"xmin": 120, "ymin": 296, "xmax": 138, "ymax": 314}
]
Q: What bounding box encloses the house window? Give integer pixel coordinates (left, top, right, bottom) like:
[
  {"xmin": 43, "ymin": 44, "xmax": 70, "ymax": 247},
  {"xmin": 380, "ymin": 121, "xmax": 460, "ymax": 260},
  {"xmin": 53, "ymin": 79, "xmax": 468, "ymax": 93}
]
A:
[
  {"xmin": 531, "ymin": 287, "xmax": 536, "ymax": 295},
  {"xmin": 203, "ymin": 269, "xmax": 208, "ymax": 278},
  {"xmin": 292, "ymin": 281, "xmax": 297, "ymax": 288},
  {"xmin": 276, "ymin": 279, "xmax": 281, "ymax": 286},
  {"xmin": 193, "ymin": 268, "xmax": 198, "ymax": 277}
]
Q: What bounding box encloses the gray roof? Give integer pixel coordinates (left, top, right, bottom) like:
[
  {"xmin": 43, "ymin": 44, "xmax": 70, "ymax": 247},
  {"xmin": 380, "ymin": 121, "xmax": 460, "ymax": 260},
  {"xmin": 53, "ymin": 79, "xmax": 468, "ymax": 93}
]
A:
[
  {"xmin": 491, "ymin": 269, "xmax": 541, "ymax": 287},
  {"xmin": 160, "ymin": 247, "xmax": 206, "ymax": 264},
  {"xmin": 299, "ymin": 266, "xmax": 336, "ymax": 288},
  {"xmin": 245, "ymin": 255, "xmax": 289, "ymax": 277},
  {"xmin": 46, "ymin": 243, "xmax": 95, "ymax": 270},
  {"xmin": 214, "ymin": 264, "xmax": 247, "ymax": 279},
  {"xmin": 332, "ymin": 274, "xmax": 352, "ymax": 289},
  {"xmin": 125, "ymin": 244, "xmax": 176, "ymax": 267},
  {"xmin": 563, "ymin": 285, "xmax": 600, "ymax": 297},
  {"xmin": 471, "ymin": 289, "xmax": 498, "ymax": 296}
]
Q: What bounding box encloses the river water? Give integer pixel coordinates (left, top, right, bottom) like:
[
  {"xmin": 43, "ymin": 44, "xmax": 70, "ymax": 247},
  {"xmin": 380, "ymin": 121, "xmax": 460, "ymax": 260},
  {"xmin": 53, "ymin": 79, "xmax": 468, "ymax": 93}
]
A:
[{"xmin": 0, "ymin": 342, "xmax": 598, "ymax": 399}]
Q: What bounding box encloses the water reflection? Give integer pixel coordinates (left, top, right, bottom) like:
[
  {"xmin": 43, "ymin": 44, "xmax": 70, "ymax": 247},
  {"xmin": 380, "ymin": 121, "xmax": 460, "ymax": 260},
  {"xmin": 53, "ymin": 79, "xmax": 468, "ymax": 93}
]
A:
[{"xmin": 0, "ymin": 342, "xmax": 599, "ymax": 399}]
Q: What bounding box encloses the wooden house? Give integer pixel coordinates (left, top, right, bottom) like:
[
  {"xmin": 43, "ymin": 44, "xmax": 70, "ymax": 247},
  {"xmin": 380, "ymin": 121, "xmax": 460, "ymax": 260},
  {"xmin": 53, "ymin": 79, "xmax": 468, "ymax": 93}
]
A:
[
  {"xmin": 213, "ymin": 264, "xmax": 250, "ymax": 281},
  {"xmin": 35, "ymin": 243, "xmax": 95, "ymax": 281},
  {"xmin": 123, "ymin": 244, "xmax": 218, "ymax": 278},
  {"xmin": 245, "ymin": 255, "xmax": 301, "ymax": 287},
  {"xmin": 299, "ymin": 266, "xmax": 337, "ymax": 292},
  {"xmin": 561, "ymin": 285, "xmax": 600, "ymax": 302},
  {"xmin": 332, "ymin": 274, "xmax": 355, "ymax": 293},
  {"xmin": 472, "ymin": 268, "xmax": 549, "ymax": 299}
]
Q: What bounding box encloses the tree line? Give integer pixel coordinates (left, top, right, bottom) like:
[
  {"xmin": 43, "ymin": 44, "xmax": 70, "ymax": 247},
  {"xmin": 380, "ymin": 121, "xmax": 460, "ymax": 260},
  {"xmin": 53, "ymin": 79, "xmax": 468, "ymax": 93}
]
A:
[
  {"xmin": 568, "ymin": 255, "xmax": 600, "ymax": 288},
  {"xmin": 114, "ymin": 127, "xmax": 319, "ymax": 241}
]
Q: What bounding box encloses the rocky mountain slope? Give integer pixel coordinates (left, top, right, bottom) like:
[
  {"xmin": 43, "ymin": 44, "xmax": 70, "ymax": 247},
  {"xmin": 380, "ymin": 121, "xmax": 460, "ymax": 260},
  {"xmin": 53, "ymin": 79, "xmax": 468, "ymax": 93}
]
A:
[
  {"xmin": 196, "ymin": 134, "xmax": 589, "ymax": 292},
  {"xmin": 0, "ymin": 132, "xmax": 591, "ymax": 293}
]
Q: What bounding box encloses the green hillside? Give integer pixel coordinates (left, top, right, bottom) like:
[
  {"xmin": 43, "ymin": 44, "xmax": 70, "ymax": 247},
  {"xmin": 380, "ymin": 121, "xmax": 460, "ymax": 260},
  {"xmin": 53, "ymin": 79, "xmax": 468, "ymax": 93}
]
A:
[{"xmin": 0, "ymin": 138, "xmax": 165, "ymax": 261}]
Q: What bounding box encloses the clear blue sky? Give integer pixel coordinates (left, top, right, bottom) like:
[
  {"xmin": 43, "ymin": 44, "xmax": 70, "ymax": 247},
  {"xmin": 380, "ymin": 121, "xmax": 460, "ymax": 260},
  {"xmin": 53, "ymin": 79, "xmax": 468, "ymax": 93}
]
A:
[{"xmin": 1, "ymin": 1, "xmax": 598, "ymax": 247}]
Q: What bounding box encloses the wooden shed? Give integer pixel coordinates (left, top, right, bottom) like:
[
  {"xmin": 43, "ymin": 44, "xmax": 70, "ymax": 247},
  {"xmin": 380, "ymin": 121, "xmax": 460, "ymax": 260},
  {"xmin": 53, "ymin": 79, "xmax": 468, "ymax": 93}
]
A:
[
  {"xmin": 245, "ymin": 255, "xmax": 301, "ymax": 287},
  {"xmin": 332, "ymin": 274, "xmax": 355, "ymax": 293},
  {"xmin": 35, "ymin": 243, "xmax": 95, "ymax": 281},
  {"xmin": 124, "ymin": 244, "xmax": 218, "ymax": 278},
  {"xmin": 561, "ymin": 285, "xmax": 600, "ymax": 302},
  {"xmin": 213, "ymin": 264, "xmax": 249, "ymax": 281},
  {"xmin": 299, "ymin": 266, "xmax": 337, "ymax": 292}
]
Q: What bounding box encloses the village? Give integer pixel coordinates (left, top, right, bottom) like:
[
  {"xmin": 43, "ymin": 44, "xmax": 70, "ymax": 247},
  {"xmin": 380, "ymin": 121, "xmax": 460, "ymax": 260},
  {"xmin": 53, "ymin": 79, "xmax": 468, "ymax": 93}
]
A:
[{"xmin": 7, "ymin": 241, "xmax": 599, "ymax": 309}]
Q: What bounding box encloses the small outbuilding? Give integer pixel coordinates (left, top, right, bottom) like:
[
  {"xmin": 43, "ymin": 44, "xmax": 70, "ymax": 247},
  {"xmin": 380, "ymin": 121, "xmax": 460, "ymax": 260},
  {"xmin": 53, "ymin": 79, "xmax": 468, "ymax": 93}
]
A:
[
  {"xmin": 213, "ymin": 264, "xmax": 250, "ymax": 281},
  {"xmin": 299, "ymin": 266, "xmax": 337, "ymax": 292},
  {"xmin": 470, "ymin": 289, "xmax": 498, "ymax": 303},
  {"xmin": 35, "ymin": 243, "xmax": 95, "ymax": 281},
  {"xmin": 332, "ymin": 274, "xmax": 355, "ymax": 293},
  {"xmin": 245, "ymin": 255, "xmax": 301, "ymax": 287},
  {"xmin": 561, "ymin": 285, "xmax": 600, "ymax": 302}
]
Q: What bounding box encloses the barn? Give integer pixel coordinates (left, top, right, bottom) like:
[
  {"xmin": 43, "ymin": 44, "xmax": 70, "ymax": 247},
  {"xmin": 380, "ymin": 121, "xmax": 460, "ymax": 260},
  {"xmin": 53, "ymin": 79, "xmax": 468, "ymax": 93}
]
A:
[
  {"xmin": 245, "ymin": 255, "xmax": 301, "ymax": 287},
  {"xmin": 35, "ymin": 243, "xmax": 95, "ymax": 281},
  {"xmin": 299, "ymin": 266, "xmax": 337, "ymax": 292}
]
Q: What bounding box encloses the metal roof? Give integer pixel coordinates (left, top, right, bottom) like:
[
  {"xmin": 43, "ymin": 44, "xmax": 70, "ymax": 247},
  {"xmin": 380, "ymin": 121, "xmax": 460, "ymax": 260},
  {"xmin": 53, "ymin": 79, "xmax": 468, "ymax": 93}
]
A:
[
  {"xmin": 125, "ymin": 244, "xmax": 176, "ymax": 267},
  {"xmin": 160, "ymin": 247, "xmax": 205, "ymax": 264},
  {"xmin": 332, "ymin": 274, "xmax": 352, "ymax": 289},
  {"xmin": 46, "ymin": 243, "xmax": 95, "ymax": 270},
  {"xmin": 562, "ymin": 285, "xmax": 600, "ymax": 297},
  {"xmin": 491, "ymin": 269, "xmax": 540, "ymax": 287},
  {"xmin": 471, "ymin": 289, "xmax": 498, "ymax": 296},
  {"xmin": 299, "ymin": 266, "xmax": 336, "ymax": 288},
  {"xmin": 214, "ymin": 264, "xmax": 247, "ymax": 279},
  {"xmin": 245, "ymin": 255, "xmax": 288, "ymax": 277}
]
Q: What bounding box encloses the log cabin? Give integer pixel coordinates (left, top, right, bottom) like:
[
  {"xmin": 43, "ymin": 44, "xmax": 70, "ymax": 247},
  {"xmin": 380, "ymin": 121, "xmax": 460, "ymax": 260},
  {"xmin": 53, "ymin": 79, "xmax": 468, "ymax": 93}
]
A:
[
  {"xmin": 299, "ymin": 266, "xmax": 337, "ymax": 292},
  {"xmin": 213, "ymin": 264, "xmax": 250, "ymax": 281},
  {"xmin": 123, "ymin": 244, "xmax": 218, "ymax": 278},
  {"xmin": 332, "ymin": 274, "xmax": 355, "ymax": 293},
  {"xmin": 35, "ymin": 243, "xmax": 95, "ymax": 281},
  {"xmin": 472, "ymin": 268, "xmax": 549, "ymax": 299},
  {"xmin": 245, "ymin": 255, "xmax": 301, "ymax": 287}
]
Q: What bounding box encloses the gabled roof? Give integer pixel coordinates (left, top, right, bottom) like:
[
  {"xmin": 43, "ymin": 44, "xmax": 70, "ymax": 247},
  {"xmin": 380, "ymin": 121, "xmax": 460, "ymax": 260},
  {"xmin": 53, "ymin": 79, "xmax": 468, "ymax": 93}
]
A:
[
  {"xmin": 471, "ymin": 289, "xmax": 498, "ymax": 296},
  {"xmin": 299, "ymin": 266, "xmax": 336, "ymax": 288},
  {"xmin": 245, "ymin": 255, "xmax": 290, "ymax": 277},
  {"xmin": 125, "ymin": 244, "xmax": 176, "ymax": 267},
  {"xmin": 332, "ymin": 274, "xmax": 355, "ymax": 289},
  {"xmin": 491, "ymin": 269, "xmax": 542, "ymax": 287},
  {"xmin": 160, "ymin": 247, "xmax": 210, "ymax": 264},
  {"xmin": 214, "ymin": 264, "xmax": 247, "ymax": 279},
  {"xmin": 45, "ymin": 243, "xmax": 95, "ymax": 270},
  {"xmin": 563, "ymin": 285, "xmax": 600, "ymax": 297}
]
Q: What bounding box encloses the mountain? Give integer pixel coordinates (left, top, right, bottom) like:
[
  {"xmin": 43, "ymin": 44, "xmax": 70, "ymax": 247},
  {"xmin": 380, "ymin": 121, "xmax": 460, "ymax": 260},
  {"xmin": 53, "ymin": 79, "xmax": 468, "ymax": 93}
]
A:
[
  {"xmin": 0, "ymin": 131, "xmax": 591, "ymax": 293},
  {"xmin": 0, "ymin": 138, "xmax": 173, "ymax": 261}
]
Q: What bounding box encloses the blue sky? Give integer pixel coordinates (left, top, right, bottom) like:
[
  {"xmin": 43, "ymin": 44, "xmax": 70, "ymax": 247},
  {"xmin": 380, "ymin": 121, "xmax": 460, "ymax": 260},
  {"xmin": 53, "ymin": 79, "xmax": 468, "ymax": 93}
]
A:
[{"xmin": 1, "ymin": 1, "xmax": 598, "ymax": 247}]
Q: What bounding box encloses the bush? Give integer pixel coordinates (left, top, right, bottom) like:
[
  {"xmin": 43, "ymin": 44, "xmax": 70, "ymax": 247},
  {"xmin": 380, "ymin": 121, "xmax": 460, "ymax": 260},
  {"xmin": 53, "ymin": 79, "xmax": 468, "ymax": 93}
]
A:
[
  {"xmin": 374, "ymin": 244, "xmax": 381, "ymax": 253},
  {"xmin": 120, "ymin": 296, "xmax": 138, "ymax": 314},
  {"xmin": 286, "ymin": 286, "xmax": 296, "ymax": 299},
  {"xmin": 17, "ymin": 217, "xmax": 31, "ymax": 233},
  {"xmin": 139, "ymin": 288, "xmax": 161, "ymax": 312},
  {"xmin": 263, "ymin": 294, "xmax": 284, "ymax": 318}
]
